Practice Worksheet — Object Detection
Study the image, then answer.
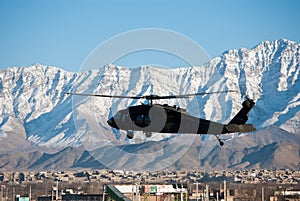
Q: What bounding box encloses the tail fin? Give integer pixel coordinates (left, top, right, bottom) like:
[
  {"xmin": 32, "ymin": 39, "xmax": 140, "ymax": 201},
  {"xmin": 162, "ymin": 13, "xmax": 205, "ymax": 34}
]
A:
[
  {"xmin": 224, "ymin": 99, "xmax": 256, "ymax": 133},
  {"xmin": 229, "ymin": 99, "xmax": 255, "ymax": 125}
]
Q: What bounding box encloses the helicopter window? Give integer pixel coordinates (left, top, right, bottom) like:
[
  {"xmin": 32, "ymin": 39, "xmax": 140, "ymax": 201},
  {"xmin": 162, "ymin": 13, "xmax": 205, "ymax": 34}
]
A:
[
  {"xmin": 114, "ymin": 111, "xmax": 127, "ymax": 122},
  {"xmin": 135, "ymin": 114, "xmax": 151, "ymax": 125},
  {"xmin": 136, "ymin": 114, "xmax": 144, "ymax": 124},
  {"xmin": 144, "ymin": 115, "xmax": 151, "ymax": 124},
  {"xmin": 114, "ymin": 112, "xmax": 121, "ymax": 120}
]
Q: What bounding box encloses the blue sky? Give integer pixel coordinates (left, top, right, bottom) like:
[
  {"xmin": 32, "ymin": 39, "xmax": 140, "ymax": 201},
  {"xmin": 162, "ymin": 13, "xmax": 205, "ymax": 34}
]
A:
[{"xmin": 1, "ymin": 0, "xmax": 300, "ymax": 71}]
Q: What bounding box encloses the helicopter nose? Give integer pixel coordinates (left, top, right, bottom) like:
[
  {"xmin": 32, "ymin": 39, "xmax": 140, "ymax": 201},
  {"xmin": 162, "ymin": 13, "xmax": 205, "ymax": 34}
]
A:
[
  {"xmin": 107, "ymin": 118, "xmax": 114, "ymax": 126},
  {"xmin": 107, "ymin": 118, "xmax": 119, "ymax": 129}
]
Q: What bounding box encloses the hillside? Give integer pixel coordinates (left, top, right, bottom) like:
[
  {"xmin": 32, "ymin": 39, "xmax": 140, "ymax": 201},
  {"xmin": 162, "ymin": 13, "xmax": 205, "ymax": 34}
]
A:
[{"xmin": 0, "ymin": 39, "xmax": 299, "ymax": 171}]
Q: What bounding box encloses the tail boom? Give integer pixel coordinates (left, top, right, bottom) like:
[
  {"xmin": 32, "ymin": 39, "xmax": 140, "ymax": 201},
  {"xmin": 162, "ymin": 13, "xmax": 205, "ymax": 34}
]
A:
[{"xmin": 224, "ymin": 123, "xmax": 256, "ymax": 133}]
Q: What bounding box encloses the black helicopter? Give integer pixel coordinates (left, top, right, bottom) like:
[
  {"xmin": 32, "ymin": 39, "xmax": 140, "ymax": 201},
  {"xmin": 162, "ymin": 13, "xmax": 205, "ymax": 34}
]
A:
[{"xmin": 67, "ymin": 91, "xmax": 256, "ymax": 146}]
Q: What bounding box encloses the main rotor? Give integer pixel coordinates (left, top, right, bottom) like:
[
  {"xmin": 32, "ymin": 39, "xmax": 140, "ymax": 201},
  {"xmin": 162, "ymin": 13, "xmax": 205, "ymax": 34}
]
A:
[{"xmin": 66, "ymin": 90, "xmax": 237, "ymax": 105}]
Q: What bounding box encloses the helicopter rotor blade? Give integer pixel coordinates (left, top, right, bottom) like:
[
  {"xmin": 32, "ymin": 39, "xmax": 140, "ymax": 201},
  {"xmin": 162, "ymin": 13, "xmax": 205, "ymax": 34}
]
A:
[
  {"xmin": 66, "ymin": 90, "xmax": 237, "ymax": 100},
  {"xmin": 149, "ymin": 90, "xmax": 238, "ymax": 99},
  {"xmin": 66, "ymin": 92, "xmax": 142, "ymax": 99}
]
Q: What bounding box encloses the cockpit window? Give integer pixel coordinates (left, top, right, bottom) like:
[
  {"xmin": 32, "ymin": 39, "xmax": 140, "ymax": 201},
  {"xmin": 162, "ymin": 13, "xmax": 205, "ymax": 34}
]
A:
[
  {"xmin": 122, "ymin": 112, "xmax": 126, "ymax": 121},
  {"xmin": 114, "ymin": 110, "xmax": 127, "ymax": 122},
  {"xmin": 114, "ymin": 112, "xmax": 122, "ymax": 120}
]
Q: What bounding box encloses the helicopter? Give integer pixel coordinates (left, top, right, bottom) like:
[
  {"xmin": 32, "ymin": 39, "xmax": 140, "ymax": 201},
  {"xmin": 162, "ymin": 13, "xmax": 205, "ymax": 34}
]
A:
[{"xmin": 67, "ymin": 91, "xmax": 256, "ymax": 146}]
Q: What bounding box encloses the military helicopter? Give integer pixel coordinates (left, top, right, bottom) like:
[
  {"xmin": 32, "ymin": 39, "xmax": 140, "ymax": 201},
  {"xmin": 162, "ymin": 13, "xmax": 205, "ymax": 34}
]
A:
[{"xmin": 67, "ymin": 91, "xmax": 256, "ymax": 146}]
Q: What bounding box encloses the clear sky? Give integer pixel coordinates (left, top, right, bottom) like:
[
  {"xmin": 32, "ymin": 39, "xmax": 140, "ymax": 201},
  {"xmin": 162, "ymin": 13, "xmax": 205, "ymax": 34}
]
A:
[{"xmin": 1, "ymin": 0, "xmax": 300, "ymax": 72}]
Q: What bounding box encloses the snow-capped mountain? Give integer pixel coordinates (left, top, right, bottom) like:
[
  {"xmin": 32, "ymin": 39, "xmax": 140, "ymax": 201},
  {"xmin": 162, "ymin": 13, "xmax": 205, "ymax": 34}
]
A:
[{"xmin": 0, "ymin": 39, "xmax": 299, "ymax": 152}]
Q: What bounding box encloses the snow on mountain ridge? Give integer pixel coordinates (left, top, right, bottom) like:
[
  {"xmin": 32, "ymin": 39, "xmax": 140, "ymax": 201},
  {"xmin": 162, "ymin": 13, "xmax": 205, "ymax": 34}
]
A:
[
  {"xmin": 0, "ymin": 64, "xmax": 80, "ymax": 147},
  {"xmin": 0, "ymin": 64, "xmax": 77, "ymax": 123},
  {"xmin": 211, "ymin": 39, "xmax": 299, "ymax": 132},
  {"xmin": 0, "ymin": 39, "xmax": 299, "ymax": 149}
]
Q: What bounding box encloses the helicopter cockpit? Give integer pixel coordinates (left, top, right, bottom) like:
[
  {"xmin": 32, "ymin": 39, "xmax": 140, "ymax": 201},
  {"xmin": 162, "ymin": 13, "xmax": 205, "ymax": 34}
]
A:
[
  {"xmin": 107, "ymin": 109, "xmax": 127, "ymax": 129},
  {"xmin": 108, "ymin": 108, "xmax": 152, "ymax": 130}
]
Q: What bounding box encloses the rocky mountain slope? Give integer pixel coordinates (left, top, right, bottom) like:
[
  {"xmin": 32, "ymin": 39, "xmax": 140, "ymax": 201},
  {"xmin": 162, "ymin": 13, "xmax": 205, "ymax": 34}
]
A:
[
  {"xmin": 0, "ymin": 125, "xmax": 299, "ymax": 171},
  {"xmin": 0, "ymin": 39, "xmax": 299, "ymax": 170}
]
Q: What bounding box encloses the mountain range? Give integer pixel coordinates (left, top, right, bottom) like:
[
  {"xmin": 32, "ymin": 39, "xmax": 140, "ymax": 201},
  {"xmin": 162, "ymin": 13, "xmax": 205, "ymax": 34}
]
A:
[{"xmin": 0, "ymin": 39, "xmax": 299, "ymax": 171}]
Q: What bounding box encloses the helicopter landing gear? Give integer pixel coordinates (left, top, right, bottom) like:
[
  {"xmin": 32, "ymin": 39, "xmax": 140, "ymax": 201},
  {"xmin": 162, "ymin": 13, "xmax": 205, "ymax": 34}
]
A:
[
  {"xmin": 215, "ymin": 135, "xmax": 224, "ymax": 146},
  {"xmin": 144, "ymin": 131, "xmax": 152, "ymax": 138},
  {"xmin": 126, "ymin": 130, "xmax": 134, "ymax": 139}
]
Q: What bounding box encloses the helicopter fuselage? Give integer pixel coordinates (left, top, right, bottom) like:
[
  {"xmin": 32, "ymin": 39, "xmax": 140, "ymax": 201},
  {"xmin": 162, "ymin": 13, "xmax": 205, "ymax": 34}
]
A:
[
  {"xmin": 67, "ymin": 91, "xmax": 256, "ymax": 146},
  {"xmin": 107, "ymin": 103, "xmax": 229, "ymax": 135}
]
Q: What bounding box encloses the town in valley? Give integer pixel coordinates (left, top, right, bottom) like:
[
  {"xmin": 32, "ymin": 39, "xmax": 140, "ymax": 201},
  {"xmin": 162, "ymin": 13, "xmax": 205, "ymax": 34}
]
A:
[{"xmin": 1, "ymin": 169, "xmax": 299, "ymax": 201}]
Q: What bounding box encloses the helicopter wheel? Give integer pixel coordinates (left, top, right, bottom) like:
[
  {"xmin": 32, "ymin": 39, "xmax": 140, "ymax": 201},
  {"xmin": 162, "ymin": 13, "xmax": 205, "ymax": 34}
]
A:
[
  {"xmin": 126, "ymin": 130, "xmax": 134, "ymax": 139},
  {"xmin": 144, "ymin": 131, "xmax": 152, "ymax": 138},
  {"xmin": 215, "ymin": 135, "xmax": 224, "ymax": 146}
]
